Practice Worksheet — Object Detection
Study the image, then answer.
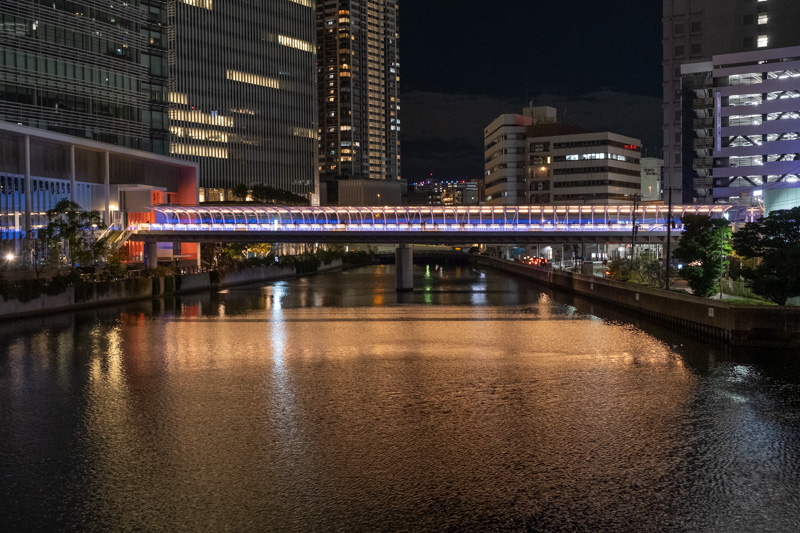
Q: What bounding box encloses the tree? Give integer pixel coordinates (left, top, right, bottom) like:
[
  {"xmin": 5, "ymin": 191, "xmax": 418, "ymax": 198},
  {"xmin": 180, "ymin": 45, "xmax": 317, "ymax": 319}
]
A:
[
  {"xmin": 733, "ymin": 206, "xmax": 800, "ymax": 305},
  {"xmin": 232, "ymin": 183, "xmax": 249, "ymax": 202},
  {"xmin": 673, "ymin": 214, "xmax": 732, "ymax": 298},
  {"xmin": 41, "ymin": 199, "xmax": 106, "ymax": 269}
]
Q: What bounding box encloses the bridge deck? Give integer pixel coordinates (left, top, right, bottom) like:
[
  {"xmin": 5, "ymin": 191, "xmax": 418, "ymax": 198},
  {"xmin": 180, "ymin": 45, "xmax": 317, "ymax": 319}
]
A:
[{"xmin": 123, "ymin": 204, "xmax": 746, "ymax": 244}]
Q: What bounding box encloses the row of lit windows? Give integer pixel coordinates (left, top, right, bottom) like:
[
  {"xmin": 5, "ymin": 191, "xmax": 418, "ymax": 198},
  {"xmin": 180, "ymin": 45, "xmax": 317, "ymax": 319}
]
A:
[
  {"xmin": 169, "ymin": 92, "xmax": 187, "ymax": 105},
  {"xmin": 226, "ymin": 69, "xmax": 280, "ymax": 89},
  {"xmin": 564, "ymin": 153, "xmax": 629, "ymax": 162},
  {"xmin": 179, "ymin": 0, "xmax": 212, "ymax": 10},
  {"xmin": 170, "ymin": 126, "xmax": 228, "ymax": 143},
  {"xmin": 289, "ymin": 0, "xmax": 313, "ymax": 8},
  {"xmin": 170, "ymin": 143, "xmax": 228, "ymax": 159},
  {"xmin": 170, "ymin": 109, "xmax": 233, "ymax": 128},
  {"xmin": 293, "ymin": 127, "xmax": 315, "ymax": 139},
  {"xmin": 278, "ymin": 35, "xmax": 314, "ymax": 53}
]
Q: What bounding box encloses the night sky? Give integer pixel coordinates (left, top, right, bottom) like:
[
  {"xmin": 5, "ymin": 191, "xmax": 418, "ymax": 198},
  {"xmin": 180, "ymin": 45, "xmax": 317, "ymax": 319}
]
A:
[{"xmin": 399, "ymin": 0, "xmax": 664, "ymax": 182}]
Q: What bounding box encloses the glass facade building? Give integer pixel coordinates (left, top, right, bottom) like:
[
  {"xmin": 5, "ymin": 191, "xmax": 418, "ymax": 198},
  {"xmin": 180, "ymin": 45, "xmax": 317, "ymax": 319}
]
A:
[
  {"xmin": 0, "ymin": 0, "xmax": 169, "ymax": 153},
  {"xmin": 317, "ymin": 0, "xmax": 400, "ymax": 203},
  {"xmin": 169, "ymin": 0, "xmax": 317, "ymax": 195}
]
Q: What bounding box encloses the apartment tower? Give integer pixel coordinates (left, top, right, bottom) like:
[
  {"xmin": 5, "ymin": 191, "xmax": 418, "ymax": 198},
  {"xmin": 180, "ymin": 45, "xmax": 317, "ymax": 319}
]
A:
[{"xmin": 316, "ymin": 0, "xmax": 401, "ymax": 204}]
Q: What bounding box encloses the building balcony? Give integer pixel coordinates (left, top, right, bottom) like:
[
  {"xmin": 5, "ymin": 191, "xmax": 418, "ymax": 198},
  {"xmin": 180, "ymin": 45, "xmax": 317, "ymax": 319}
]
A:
[
  {"xmin": 693, "ymin": 97, "xmax": 713, "ymax": 109},
  {"xmin": 693, "ymin": 157, "xmax": 713, "ymax": 170},
  {"xmin": 694, "ymin": 137, "xmax": 714, "ymax": 150},
  {"xmin": 693, "ymin": 79, "xmax": 713, "ymax": 91},
  {"xmin": 694, "ymin": 177, "xmax": 713, "ymax": 189},
  {"xmin": 693, "ymin": 117, "xmax": 713, "ymax": 129}
]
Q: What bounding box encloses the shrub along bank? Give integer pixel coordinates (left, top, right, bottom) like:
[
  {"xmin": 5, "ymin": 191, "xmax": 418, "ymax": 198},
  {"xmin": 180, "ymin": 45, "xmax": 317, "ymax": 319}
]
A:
[{"xmin": 0, "ymin": 249, "xmax": 368, "ymax": 318}]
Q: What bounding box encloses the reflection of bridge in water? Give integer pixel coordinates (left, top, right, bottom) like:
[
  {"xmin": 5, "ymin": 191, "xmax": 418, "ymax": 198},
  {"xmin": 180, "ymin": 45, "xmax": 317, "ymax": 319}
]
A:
[{"xmin": 124, "ymin": 204, "xmax": 751, "ymax": 291}]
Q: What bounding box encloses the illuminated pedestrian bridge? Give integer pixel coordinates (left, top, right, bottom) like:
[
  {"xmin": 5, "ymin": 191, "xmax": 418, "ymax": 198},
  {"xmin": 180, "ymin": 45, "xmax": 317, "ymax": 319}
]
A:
[{"xmin": 128, "ymin": 204, "xmax": 740, "ymax": 245}]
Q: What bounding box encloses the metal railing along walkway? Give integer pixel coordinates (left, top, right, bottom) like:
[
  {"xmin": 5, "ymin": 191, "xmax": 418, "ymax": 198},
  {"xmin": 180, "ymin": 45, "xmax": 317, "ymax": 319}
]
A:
[{"xmin": 120, "ymin": 204, "xmax": 744, "ymax": 245}]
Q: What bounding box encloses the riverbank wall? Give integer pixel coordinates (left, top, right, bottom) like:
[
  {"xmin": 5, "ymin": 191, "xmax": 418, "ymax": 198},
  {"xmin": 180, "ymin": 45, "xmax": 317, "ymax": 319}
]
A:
[
  {"xmin": 0, "ymin": 260, "xmax": 342, "ymax": 320},
  {"xmin": 475, "ymin": 256, "xmax": 800, "ymax": 346}
]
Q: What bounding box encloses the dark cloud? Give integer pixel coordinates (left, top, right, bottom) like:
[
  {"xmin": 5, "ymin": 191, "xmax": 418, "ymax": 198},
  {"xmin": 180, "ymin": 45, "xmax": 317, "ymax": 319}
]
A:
[{"xmin": 400, "ymin": 90, "xmax": 662, "ymax": 181}]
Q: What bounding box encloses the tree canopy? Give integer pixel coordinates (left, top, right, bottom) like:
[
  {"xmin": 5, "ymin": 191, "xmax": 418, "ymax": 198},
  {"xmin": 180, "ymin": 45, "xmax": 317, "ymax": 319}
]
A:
[
  {"xmin": 673, "ymin": 214, "xmax": 732, "ymax": 298},
  {"xmin": 41, "ymin": 199, "xmax": 106, "ymax": 268},
  {"xmin": 229, "ymin": 183, "xmax": 307, "ymax": 205},
  {"xmin": 733, "ymin": 206, "xmax": 800, "ymax": 305}
]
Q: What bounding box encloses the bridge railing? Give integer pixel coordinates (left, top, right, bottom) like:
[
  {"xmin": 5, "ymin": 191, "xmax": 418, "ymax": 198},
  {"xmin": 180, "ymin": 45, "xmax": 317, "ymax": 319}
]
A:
[
  {"xmin": 149, "ymin": 204, "xmax": 736, "ymax": 228},
  {"xmin": 131, "ymin": 221, "xmax": 683, "ymax": 233}
]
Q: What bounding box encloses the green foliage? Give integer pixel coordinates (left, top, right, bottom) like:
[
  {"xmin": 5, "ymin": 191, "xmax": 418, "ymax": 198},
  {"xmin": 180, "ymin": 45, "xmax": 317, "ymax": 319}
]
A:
[
  {"xmin": 673, "ymin": 215, "xmax": 732, "ymax": 298},
  {"xmin": 0, "ymin": 272, "xmax": 82, "ymax": 302},
  {"xmin": 229, "ymin": 183, "xmax": 307, "ymax": 205},
  {"xmin": 608, "ymin": 258, "xmax": 632, "ymax": 282},
  {"xmin": 104, "ymin": 249, "xmax": 128, "ymax": 280},
  {"xmin": 250, "ymin": 183, "xmax": 307, "ymax": 205},
  {"xmin": 124, "ymin": 277, "xmax": 152, "ymax": 295},
  {"xmin": 278, "ymin": 253, "xmax": 320, "ymax": 273},
  {"xmin": 74, "ymin": 280, "xmax": 94, "ymax": 303},
  {"xmin": 342, "ymin": 250, "xmax": 372, "ymax": 267},
  {"xmin": 733, "ymin": 206, "xmax": 800, "ymax": 305},
  {"xmin": 232, "ymin": 183, "xmax": 249, "ymax": 201},
  {"xmin": 41, "ymin": 199, "xmax": 106, "ymax": 269},
  {"xmin": 607, "ymin": 256, "xmax": 665, "ymax": 288}
]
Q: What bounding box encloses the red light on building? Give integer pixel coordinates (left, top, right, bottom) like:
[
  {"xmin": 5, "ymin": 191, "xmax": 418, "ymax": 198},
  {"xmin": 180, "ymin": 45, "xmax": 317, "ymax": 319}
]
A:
[{"xmin": 624, "ymin": 144, "xmax": 639, "ymax": 150}]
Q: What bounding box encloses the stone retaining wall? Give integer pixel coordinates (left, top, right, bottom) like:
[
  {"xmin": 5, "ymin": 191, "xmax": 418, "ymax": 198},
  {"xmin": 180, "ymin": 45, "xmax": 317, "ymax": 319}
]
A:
[
  {"xmin": 476, "ymin": 256, "xmax": 800, "ymax": 346},
  {"xmin": 0, "ymin": 260, "xmax": 342, "ymax": 320}
]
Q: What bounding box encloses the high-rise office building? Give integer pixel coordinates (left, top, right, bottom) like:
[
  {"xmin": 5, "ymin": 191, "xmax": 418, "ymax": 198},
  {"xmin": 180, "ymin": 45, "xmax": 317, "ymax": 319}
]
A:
[
  {"xmin": 170, "ymin": 0, "xmax": 317, "ymax": 199},
  {"xmin": 0, "ymin": 1, "xmax": 318, "ymax": 200},
  {"xmin": 316, "ymin": 0, "xmax": 401, "ymax": 204},
  {"xmin": 0, "ymin": 0, "xmax": 169, "ymax": 153},
  {"xmin": 662, "ymin": 0, "xmax": 800, "ymax": 204}
]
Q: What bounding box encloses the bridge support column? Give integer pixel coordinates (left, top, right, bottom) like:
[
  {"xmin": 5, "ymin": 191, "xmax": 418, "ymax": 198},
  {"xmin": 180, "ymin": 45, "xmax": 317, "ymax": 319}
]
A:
[
  {"xmin": 144, "ymin": 240, "xmax": 158, "ymax": 269},
  {"xmin": 395, "ymin": 243, "xmax": 413, "ymax": 292}
]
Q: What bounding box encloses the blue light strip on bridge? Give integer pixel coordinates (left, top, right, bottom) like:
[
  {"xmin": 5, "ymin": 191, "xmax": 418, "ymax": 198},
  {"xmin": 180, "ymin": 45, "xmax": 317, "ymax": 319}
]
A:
[
  {"xmin": 134, "ymin": 222, "xmax": 678, "ymax": 233},
  {"xmin": 143, "ymin": 204, "xmax": 736, "ymax": 229}
]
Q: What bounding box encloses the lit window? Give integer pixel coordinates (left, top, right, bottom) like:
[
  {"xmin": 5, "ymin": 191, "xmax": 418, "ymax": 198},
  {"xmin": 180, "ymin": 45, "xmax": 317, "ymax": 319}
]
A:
[
  {"xmin": 226, "ymin": 69, "xmax": 279, "ymax": 89},
  {"xmin": 170, "ymin": 143, "xmax": 228, "ymax": 159},
  {"xmin": 169, "ymin": 92, "xmax": 187, "ymax": 105},
  {"xmin": 170, "ymin": 109, "xmax": 233, "ymax": 127},
  {"xmin": 293, "ymin": 127, "xmax": 316, "ymax": 139},
  {"xmin": 758, "ymin": 35, "xmax": 768, "ymax": 48},
  {"xmin": 278, "ymin": 34, "xmax": 313, "ymax": 53},
  {"xmin": 178, "ymin": 0, "xmax": 212, "ymax": 10},
  {"xmin": 758, "ymin": 14, "xmax": 768, "ymax": 24}
]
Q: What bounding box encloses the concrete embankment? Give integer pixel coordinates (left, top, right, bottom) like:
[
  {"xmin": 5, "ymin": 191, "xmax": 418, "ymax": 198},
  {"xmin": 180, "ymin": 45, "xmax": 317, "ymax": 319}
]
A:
[
  {"xmin": 475, "ymin": 256, "xmax": 800, "ymax": 347},
  {"xmin": 0, "ymin": 260, "xmax": 342, "ymax": 320}
]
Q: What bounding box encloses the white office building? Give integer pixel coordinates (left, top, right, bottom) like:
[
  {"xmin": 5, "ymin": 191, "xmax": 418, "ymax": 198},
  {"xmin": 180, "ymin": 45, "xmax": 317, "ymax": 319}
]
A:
[{"xmin": 485, "ymin": 107, "xmax": 642, "ymax": 206}]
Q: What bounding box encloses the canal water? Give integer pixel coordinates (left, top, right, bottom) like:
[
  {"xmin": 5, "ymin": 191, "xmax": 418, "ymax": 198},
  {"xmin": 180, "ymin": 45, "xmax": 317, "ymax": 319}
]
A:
[{"xmin": 1, "ymin": 265, "xmax": 799, "ymax": 532}]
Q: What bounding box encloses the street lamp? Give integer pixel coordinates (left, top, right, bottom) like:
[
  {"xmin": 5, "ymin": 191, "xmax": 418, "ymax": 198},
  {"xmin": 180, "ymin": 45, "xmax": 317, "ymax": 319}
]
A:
[
  {"xmin": 630, "ymin": 194, "xmax": 641, "ymax": 261},
  {"xmin": 719, "ymin": 226, "xmax": 725, "ymax": 300}
]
